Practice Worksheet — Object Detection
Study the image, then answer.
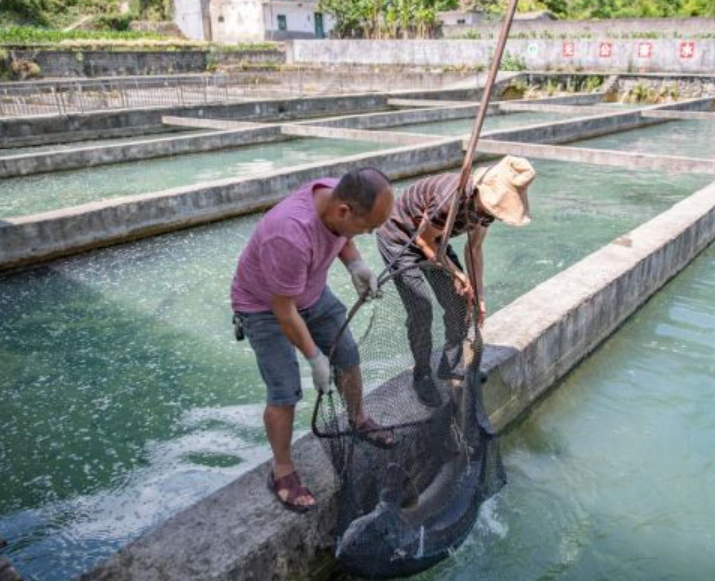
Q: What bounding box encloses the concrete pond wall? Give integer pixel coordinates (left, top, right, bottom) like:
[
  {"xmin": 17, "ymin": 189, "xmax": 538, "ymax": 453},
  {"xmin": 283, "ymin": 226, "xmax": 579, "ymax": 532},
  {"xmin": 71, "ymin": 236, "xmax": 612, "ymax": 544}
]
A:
[
  {"xmin": 2, "ymin": 95, "xmax": 712, "ymax": 270},
  {"xmin": 288, "ymin": 38, "xmax": 715, "ymax": 74},
  {"xmin": 0, "ymin": 92, "xmax": 388, "ymax": 148}
]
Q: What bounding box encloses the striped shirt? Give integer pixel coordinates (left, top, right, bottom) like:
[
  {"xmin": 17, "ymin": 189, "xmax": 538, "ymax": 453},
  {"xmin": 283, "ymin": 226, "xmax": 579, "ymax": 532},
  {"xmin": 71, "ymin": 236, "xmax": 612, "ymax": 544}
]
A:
[{"xmin": 377, "ymin": 172, "xmax": 493, "ymax": 247}]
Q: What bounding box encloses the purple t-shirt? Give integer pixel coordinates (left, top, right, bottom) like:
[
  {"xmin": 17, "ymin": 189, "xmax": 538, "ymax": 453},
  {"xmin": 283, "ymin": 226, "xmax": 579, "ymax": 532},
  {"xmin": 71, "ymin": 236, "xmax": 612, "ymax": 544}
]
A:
[{"xmin": 231, "ymin": 178, "xmax": 346, "ymax": 313}]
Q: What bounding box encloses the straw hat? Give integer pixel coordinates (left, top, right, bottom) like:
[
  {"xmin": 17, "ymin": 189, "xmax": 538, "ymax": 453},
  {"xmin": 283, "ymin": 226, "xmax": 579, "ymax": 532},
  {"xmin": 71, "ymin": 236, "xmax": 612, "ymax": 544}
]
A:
[{"xmin": 472, "ymin": 156, "xmax": 536, "ymax": 227}]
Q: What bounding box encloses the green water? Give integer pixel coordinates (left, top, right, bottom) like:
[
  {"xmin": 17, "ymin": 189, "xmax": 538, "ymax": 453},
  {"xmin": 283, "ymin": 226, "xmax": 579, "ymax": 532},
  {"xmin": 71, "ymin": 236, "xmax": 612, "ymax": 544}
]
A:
[
  {"xmin": 0, "ymin": 138, "xmax": 388, "ymax": 219},
  {"xmin": 0, "ymin": 161, "xmax": 710, "ymax": 580},
  {"xmin": 576, "ymin": 119, "xmax": 715, "ymax": 159},
  {"xmin": 390, "ymin": 111, "xmax": 577, "ymax": 137},
  {"xmin": 0, "ymin": 130, "xmax": 203, "ymax": 158},
  {"xmin": 412, "ymin": 241, "xmax": 715, "ymax": 581}
]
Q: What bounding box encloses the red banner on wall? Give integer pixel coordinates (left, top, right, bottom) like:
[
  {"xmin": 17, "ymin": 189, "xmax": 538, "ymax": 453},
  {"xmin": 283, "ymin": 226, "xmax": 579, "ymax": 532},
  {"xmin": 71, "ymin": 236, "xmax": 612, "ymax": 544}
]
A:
[
  {"xmin": 636, "ymin": 42, "xmax": 653, "ymax": 59},
  {"xmin": 680, "ymin": 41, "xmax": 696, "ymax": 59},
  {"xmin": 599, "ymin": 42, "xmax": 612, "ymax": 58}
]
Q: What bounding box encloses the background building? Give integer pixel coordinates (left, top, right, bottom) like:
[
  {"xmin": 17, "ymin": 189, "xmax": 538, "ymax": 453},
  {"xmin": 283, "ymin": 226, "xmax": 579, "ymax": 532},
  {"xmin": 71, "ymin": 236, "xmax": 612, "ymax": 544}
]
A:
[{"xmin": 174, "ymin": 0, "xmax": 334, "ymax": 42}]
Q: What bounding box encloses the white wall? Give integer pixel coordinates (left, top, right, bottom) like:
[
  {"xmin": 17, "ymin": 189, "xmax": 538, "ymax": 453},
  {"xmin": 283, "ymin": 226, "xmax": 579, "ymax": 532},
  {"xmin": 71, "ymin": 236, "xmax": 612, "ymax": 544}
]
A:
[
  {"xmin": 173, "ymin": 0, "xmax": 206, "ymax": 40},
  {"xmin": 290, "ymin": 38, "xmax": 715, "ymax": 73},
  {"xmin": 211, "ymin": 0, "xmax": 265, "ymax": 42}
]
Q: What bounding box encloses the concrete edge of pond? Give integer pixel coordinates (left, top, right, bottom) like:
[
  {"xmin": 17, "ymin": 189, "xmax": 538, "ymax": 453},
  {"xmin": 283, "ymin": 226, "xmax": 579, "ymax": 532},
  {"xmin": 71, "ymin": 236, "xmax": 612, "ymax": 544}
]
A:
[
  {"xmin": 76, "ymin": 174, "xmax": 715, "ymax": 581},
  {"xmin": 0, "ymin": 103, "xmax": 483, "ymax": 178},
  {"xmin": 1, "ymin": 96, "xmax": 712, "ymax": 272},
  {"xmin": 0, "ymin": 92, "xmax": 391, "ymax": 149},
  {"xmin": 477, "ymin": 140, "xmax": 715, "ymax": 174},
  {"xmin": 0, "ymin": 90, "xmax": 598, "ymax": 177},
  {"xmin": 0, "ymin": 139, "xmax": 465, "ymax": 272},
  {"xmin": 0, "ymin": 127, "xmax": 287, "ymax": 178}
]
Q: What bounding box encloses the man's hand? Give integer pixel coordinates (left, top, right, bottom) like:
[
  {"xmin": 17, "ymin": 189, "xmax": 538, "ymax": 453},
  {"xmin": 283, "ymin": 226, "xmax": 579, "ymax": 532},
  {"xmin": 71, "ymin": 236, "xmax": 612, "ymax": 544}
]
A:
[
  {"xmin": 307, "ymin": 349, "xmax": 331, "ymax": 394},
  {"xmin": 454, "ymin": 271, "xmax": 475, "ymax": 304},
  {"xmin": 346, "ymin": 259, "xmax": 380, "ymax": 301},
  {"xmin": 477, "ymin": 298, "xmax": 486, "ymax": 328}
]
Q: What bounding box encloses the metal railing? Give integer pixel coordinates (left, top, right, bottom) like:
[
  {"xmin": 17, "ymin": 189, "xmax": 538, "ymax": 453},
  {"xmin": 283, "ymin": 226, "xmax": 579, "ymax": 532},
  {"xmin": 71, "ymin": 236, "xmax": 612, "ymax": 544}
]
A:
[
  {"xmin": 0, "ymin": 69, "xmax": 466, "ymax": 118},
  {"xmin": 0, "ymin": 74, "xmax": 298, "ymax": 117}
]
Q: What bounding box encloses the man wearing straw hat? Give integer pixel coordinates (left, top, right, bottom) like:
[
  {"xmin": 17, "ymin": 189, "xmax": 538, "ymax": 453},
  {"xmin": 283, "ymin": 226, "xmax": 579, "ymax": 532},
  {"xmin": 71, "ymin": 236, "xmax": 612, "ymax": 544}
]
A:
[{"xmin": 376, "ymin": 155, "xmax": 536, "ymax": 407}]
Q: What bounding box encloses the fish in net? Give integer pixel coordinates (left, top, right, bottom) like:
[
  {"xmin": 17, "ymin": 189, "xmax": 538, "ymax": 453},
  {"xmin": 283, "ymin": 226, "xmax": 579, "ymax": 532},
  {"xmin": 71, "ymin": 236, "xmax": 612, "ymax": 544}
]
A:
[{"xmin": 312, "ymin": 261, "xmax": 506, "ymax": 579}]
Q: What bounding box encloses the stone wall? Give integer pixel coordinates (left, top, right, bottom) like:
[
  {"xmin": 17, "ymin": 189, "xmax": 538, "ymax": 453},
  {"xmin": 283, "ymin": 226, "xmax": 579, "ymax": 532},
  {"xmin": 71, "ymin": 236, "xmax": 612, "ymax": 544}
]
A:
[
  {"xmin": 288, "ymin": 38, "xmax": 715, "ymax": 74},
  {"xmin": 5, "ymin": 49, "xmax": 285, "ymax": 78},
  {"xmin": 615, "ymin": 73, "xmax": 715, "ymax": 99}
]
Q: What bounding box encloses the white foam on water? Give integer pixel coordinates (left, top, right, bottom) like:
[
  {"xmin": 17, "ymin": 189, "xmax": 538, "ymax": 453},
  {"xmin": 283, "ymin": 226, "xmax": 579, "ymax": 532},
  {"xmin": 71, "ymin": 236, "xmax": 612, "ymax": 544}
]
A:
[
  {"xmin": 180, "ymin": 404, "xmax": 267, "ymax": 430},
  {"xmin": 476, "ymin": 497, "xmax": 508, "ymax": 539}
]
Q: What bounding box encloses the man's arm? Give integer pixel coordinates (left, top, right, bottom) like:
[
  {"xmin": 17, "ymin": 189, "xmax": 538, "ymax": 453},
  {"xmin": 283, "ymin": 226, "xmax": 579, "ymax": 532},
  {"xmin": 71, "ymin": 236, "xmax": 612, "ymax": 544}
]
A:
[
  {"xmin": 271, "ymin": 294, "xmax": 317, "ymax": 358},
  {"xmin": 416, "ymin": 213, "xmax": 473, "ymax": 301},
  {"xmin": 465, "ymin": 225, "xmax": 488, "ymax": 326},
  {"xmin": 272, "ymin": 294, "xmax": 331, "ymax": 393},
  {"xmin": 338, "ymin": 239, "xmax": 361, "ymax": 265},
  {"xmin": 340, "ymin": 239, "xmax": 379, "ymax": 300}
]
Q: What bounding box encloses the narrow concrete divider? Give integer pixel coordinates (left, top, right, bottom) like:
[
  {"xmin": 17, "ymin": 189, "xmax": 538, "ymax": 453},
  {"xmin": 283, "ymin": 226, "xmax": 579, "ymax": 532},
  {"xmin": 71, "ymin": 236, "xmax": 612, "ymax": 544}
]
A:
[
  {"xmin": 280, "ymin": 124, "xmax": 441, "ymax": 146},
  {"xmin": 0, "ymin": 139, "xmax": 464, "ymax": 271},
  {"xmin": 298, "ymin": 103, "xmax": 485, "ymax": 130},
  {"xmin": 78, "ymin": 176, "xmax": 715, "ymax": 581},
  {"xmin": 387, "ymin": 98, "xmax": 475, "ymax": 108},
  {"xmin": 161, "ymin": 116, "xmax": 269, "ymax": 130},
  {"xmin": 499, "ymin": 102, "xmax": 615, "ymax": 115},
  {"xmin": 641, "ymin": 109, "xmax": 715, "ymax": 120},
  {"xmin": 0, "ymin": 127, "xmax": 286, "ymax": 179},
  {"xmin": 476, "ymin": 140, "xmax": 715, "ymax": 174}
]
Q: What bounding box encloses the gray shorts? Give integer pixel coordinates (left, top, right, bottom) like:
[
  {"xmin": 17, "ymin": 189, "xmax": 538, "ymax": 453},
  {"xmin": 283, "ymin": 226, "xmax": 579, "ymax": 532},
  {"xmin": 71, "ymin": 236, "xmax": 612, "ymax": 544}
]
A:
[{"xmin": 235, "ymin": 287, "xmax": 360, "ymax": 407}]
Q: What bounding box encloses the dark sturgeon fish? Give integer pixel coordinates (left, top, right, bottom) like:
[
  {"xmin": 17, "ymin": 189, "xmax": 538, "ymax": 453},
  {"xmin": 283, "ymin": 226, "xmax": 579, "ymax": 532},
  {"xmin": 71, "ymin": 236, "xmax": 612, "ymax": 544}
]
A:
[{"xmin": 336, "ymin": 365, "xmax": 504, "ymax": 579}]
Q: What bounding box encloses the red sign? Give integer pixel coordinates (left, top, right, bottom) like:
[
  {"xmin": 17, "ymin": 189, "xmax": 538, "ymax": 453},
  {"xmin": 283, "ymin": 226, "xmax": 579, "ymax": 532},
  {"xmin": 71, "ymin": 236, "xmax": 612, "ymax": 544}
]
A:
[
  {"xmin": 637, "ymin": 42, "xmax": 653, "ymax": 59},
  {"xmin": 562, "ymin": 42, "xmax": 575, "ymax": 58},
  {"xmin": 599, "ymin": 42, "xmax": 612, "ymax": 58},
  {"xmin": 681, "ymin": 41, "xmax": 696, "ymax": 59}
]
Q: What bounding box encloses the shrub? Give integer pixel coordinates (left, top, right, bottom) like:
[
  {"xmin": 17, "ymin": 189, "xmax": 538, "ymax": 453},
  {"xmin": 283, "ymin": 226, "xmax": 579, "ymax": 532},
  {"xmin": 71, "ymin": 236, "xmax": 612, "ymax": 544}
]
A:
[
  {"xmin": 10, "ymin": 57, "xmax": 42, "ymax": 79},
  {"xmin": 500, "ymin": 51, "xmax": 526, "ymax": 72},
  {"xmin": 96, "ymin": 12, "xmax": 134, "ymax": 32}
]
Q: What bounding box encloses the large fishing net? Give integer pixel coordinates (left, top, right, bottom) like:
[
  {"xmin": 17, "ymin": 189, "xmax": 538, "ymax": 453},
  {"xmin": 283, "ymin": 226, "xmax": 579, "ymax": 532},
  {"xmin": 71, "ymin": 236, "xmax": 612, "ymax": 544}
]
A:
[{"xmin": 312, "ymin": 261, "xmax": 506, "ymax": 579}]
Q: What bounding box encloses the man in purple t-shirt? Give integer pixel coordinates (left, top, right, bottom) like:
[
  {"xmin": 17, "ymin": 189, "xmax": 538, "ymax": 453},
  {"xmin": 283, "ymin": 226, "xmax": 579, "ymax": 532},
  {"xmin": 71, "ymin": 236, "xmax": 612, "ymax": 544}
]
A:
[{"xmin": 231, "ymin": 168, "xmax": 394, "ymax": 512}]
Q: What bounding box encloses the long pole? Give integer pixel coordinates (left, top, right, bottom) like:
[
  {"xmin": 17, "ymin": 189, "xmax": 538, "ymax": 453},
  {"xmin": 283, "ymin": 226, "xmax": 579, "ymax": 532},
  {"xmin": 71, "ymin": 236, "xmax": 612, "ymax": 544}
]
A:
[{"xmin": 437, "ymin": 0, "xmax": 520, "ymax": 261}]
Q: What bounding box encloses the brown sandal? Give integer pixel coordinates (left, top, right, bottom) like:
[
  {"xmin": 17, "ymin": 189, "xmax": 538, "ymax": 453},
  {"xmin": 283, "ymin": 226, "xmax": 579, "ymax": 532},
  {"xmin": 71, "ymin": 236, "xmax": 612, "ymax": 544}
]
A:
[
  {"xmin": 352, "ymin": 417, "xmax": 396, "ymax": 449},
  {"xmin": 267, "ymin": 471, "xmax": 316, "ymax": 513}
]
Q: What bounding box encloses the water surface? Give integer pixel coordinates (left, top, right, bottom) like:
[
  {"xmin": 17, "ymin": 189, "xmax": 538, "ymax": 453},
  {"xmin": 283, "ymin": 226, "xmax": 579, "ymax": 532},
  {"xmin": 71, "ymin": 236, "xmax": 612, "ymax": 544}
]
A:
[
  {"xmin": 410, "ymin": 241, "xmax": 715, "ymax": 581},
  {"xmin": 576, "ymin": 119, "xmax": 715, "ymax": 159},
  {"xmin": 0, "ymin": 161, "xmax": 710, "ymax": 579}
]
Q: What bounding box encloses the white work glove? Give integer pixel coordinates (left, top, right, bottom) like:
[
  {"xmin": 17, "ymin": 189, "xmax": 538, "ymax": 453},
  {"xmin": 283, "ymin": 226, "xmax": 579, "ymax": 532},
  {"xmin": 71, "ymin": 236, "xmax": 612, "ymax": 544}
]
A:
[
  {"xmin": 346, "ymin": 259, "xmax": 380, "ymax": 301},
  {"xmin": 307, "ymin": 349, "xmax": 332, "ymax": 394}
]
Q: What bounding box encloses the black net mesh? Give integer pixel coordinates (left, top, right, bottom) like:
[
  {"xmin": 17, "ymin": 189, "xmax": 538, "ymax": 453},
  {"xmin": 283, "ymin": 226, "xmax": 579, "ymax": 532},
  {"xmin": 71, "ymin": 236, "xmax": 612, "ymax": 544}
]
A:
[{"xmin": 312, "ymin": 261, "xmax": 506, "ymax": 580}]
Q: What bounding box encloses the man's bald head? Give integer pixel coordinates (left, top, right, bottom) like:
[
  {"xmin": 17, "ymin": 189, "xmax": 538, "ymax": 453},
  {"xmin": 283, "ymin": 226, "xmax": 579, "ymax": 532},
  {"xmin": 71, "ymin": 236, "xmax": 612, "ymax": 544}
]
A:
[
  {"xmin": 325, "ymin": 167, "xmax": 394, "ymax": 239},
  {"xmin": 333, "ymin": 167, "xmax": 392, "ymax": 215}
]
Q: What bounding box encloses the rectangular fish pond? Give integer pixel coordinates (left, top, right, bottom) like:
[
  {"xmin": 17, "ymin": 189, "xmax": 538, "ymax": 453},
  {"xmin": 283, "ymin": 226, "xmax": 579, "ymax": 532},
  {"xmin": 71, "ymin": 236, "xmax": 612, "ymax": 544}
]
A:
[
  {"xmin": 395, "ymin": 239, "xmax": 715, "ymax": 581},
  {"xmin": 0, "ymin": 137, "xmax": 390, "ymax": 219},
  {"xmin": 573, "ymin": 118, "xmax": 715, "ymax": 159},
  {"xmin": 0, "ymin": 160, "xmax": 711, "ymax": 580}
]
